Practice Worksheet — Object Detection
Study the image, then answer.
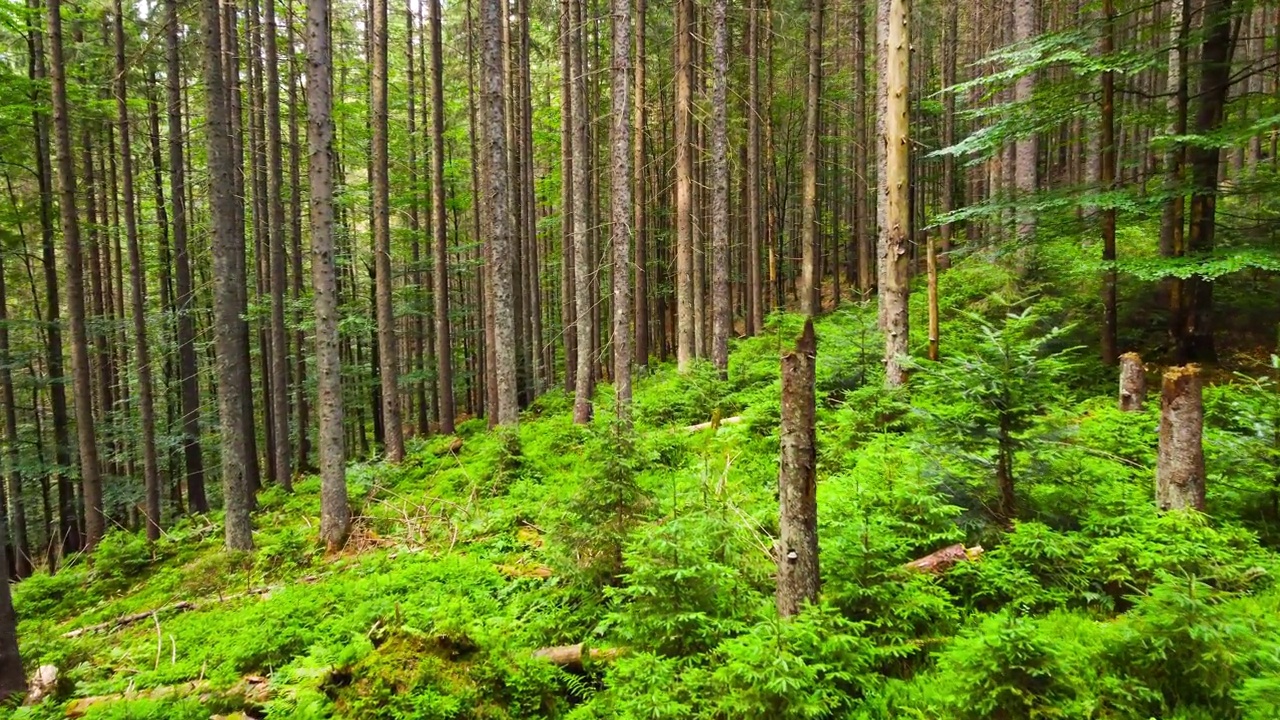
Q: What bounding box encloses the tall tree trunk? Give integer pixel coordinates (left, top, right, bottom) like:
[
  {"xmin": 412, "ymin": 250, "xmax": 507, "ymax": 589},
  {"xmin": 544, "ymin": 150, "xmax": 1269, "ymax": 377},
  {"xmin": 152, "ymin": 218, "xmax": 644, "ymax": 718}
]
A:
[
  {"xmin": 0, "ymin": 255, "xmax": 31, "ymax": 578},
  {"xmin": 799, "ymin": 0, "xmax": 823, "ymax": 316},
  {"xmin": 939, "ymin": 0, "xmax": 956, "ymax": 268},
  {"xmin": 746, "ymin": 0, "xmax": 764, "ymax": 331},
  {"xmin": 429, "ymin": 0, "xmax": 455, "ymax": 435},
  {"xmin": 559, "ymin": 0, "xmax": 577, "ymax": 394},
  {"xmin": 610, "ymin": 0, "xmax": 633, "ymax": 424},
  {"xmin": 570, "ymin": 0, "xmax": 594, "ymax": 424},
  {"xmin": 634, "ymin": 0, "xmax": 650, "ymax": 364},
  {"xmin": 264, "ymin": 0, "xmax": 293, "ymax": 487},
  {"xmin": 879, "ymin": 0, "xmax": 910, "ymax": 387},
  {"xmin": 371, "ymin": 0, "xmax": 403, "ymax": 461},
  {"xmin": 46, "ymin": 0, "xmax": 104, "ymax": 549},
  {"xmin": 1100, "ymin": 0, "xmax": 1118, "ymax": 366},
  {"xmin": 709, "ymin": 0, "xmax": 730, "ymax": 372},
  {"xmin": 201, "ymin": 0, "xmax": 254, "ymax": 550},
  {"xmin": 674, "ymin": 0, "xmax": 695, "ymax": 372},
  {"xmin": 113, "ymin": 0, "xmax": 163, "ymax": 541},
  {"xmin": 1179, "ymin": 0, "xmax": 1234, "ymax": 363},
  {"xmin": 287, "ymin": 0, "xmax": 310, "ymax": 472},
  {"xmin": 776, "ymin": 319, "xmax": 819, "ymax": 617},
  {"xmin": 855, "ymin": 0, "xmax": 871, "ymax": 294},
  {"xmin": 480, "ymin": 0, "xmax": 519, "ymax": 426},
  {"xmin": 1161, "ymin": 0, "xmax": 1189, "ymax": 359},
  {"xmin": 307, "ymin": 0, "xmax": 350, "ymax": 551},
  {"xmin": 1013, "ymin": 0, "xmax": 1038, "ymax": 247},
  {"xmin": 0, "ymin": 494, "xmax": 22, "ymax": 700}
]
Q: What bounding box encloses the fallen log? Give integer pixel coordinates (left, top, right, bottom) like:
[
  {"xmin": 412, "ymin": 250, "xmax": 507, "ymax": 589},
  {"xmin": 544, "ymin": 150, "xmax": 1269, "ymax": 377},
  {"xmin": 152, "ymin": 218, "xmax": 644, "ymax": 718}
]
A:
[
  {"xmin": 683, "ymin": 416, "xmax": 743, "ymax": 432},
  {"xmin": 62, "ymin": 602, "xmax": 195, "ymax": 639},
  {"xmin": 533, "ymin": 643, "xmax": 623, "ymax": 668},
  {"xmin": 64, "ymin": 676, "xmax": 269, "ymax": 718},
  {"xmin": 904, "ymin": 544, "xmax": 984, "ymax": 574}
]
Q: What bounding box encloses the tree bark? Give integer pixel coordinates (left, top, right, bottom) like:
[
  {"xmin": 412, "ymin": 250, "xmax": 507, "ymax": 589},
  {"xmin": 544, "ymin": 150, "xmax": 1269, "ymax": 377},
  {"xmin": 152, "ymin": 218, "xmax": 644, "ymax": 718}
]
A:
[
  {"xmin": 634, "ymin": 0, "xmax": 649, "ymax": 364},
  {"xmin": 1100, "ymin": 0, "xmax": 1118, "ymax": 366},
  {"xmin": 1160, "ymin": 0, "xmax": 1189, "ymax": 360},
  {"xmin": 610, "ymin": 0, "xmax": 633, "ymax": 424},
  {"xmin": 264, "ymin": 0, "xmax": 293, "ymax": 486},
  {"xmin": 570, "ymin": 0, "xmax": 594, "ymax": 425},
  {"xmin": 709, "ymin": 0, "xmax": 730, "ymax": 373},
  {"xmin": 306, "ymin": 0, "xmax": 350, "ymax": 551},
  {"xmin": 203, "ymin": 0, "xmax": 254, "ymax": 550},
  {"xmin": 0, "ymin": 253, "xmax": 31, "ymax": 579},
  {"xmin": 879, "ymin": 0, "xmax": 910, "ymax": 387},
  {"xmin": 480, "ymin": 0, "xmax": 519, "ymax": 426},
  {"xmin": 799, "ymin": 0, "xmax": 824, "ymax": 317},
  {"xmin": 113, "ymin": 0, "xmax": 163, "ymax": 541},
  {"xmin": 1119, "ymin": 352, "xmax": 1146, "ymax": 411},
  {"xmin": 746, "ymin": 0, "xmax": 764, "ymax": 331},
  {"xmin": 1157, "ymin": 365, "xmax": 1205, "ymax": 511},
  {"xmin": 777, "ymin": 319, "xmax": 819, "ymax": 617},
  {"xmin": 46, "ymin": 0, "xmax": 105, "ymax": 549},
  {"xmin": 165, "ymin": 0, "xmax": 208, "ymax": 513},
  {"xmin": 674, "ymin": 0, "xmax": 695, "ymax": 372},
  {"xmin": 0, "ymin": 497, "xmax": 22, "ymax": 700},
  {"xmin": 429, "ymin": 0, "xmax": 455, "ymax": 435},
  {"xmin": 1012, "ymin": 0, "xmax": 1038, "ymax": 246}
]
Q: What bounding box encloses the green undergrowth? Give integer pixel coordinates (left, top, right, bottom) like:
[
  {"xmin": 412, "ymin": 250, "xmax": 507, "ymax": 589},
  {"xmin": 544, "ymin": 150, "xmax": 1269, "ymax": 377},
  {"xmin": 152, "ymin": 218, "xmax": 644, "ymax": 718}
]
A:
[{"xmin": 8, "ymin": 236, "xmax": 1280, "ymax": 719}]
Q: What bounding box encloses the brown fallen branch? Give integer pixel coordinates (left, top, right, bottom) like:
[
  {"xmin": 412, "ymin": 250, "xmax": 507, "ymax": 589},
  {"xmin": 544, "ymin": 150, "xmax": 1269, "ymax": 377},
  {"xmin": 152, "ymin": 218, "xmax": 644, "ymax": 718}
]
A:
[
  {"xmin": 683, "ymin": 416, "xmax": 743, "ymax": 432},
  {"xmin": 904, "ymin": 544, "xmax": 984, "ymax": 574},
  {"xmin": 62, "ymin": 602, "xmax": 195, "ymax": 639},
  {"xmin": 533, "ymin": 643, "xmax": 623, "ymax": 668},
  {"xmin": 64, "ymin": 675, "xmax": 270, "ymax": 718}
]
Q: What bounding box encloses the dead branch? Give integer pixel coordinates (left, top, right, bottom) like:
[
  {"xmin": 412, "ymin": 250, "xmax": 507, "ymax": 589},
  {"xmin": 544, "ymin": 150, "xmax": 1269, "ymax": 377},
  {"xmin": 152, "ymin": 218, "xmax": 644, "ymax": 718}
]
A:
[
  {"xmin": 904, "ymin": 544, "xmax": 984, "ymax": 574},
  {"xmin": 64, "ymin": 675, "xmax": 270, "ymax": 718},
  {"xmin": 683, "ymin": 415, "xmax": 743, "ymax": 432},
  {"xmin": 532, "ymin": 643, "xmax": 623, "ymax": 668}
]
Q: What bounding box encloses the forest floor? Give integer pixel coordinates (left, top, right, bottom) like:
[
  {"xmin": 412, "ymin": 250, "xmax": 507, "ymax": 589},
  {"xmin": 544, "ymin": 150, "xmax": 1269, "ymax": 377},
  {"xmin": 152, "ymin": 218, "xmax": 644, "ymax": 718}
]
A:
[{"xmin": 9, "ymin": 230, "xmax": 1280, "ymax": 719}]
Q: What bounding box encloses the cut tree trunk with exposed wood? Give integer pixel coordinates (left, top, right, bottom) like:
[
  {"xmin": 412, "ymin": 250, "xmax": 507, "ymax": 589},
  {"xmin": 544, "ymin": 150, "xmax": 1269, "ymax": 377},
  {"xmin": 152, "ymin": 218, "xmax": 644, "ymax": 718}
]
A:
[
  {"xmin": 710, "ymin": 0, "xmax": 730, "ymax": 373},
  {"xmin": 479, "ymin": 0, "xmax": 519, "ymax": 426},
  {"xmin": 46, "ymin": 0, "xmax": 106, "ymax": 549},
  {"xmin": 777, "ymin": 319, "xmax": 819, "ymax": 617},
  {"xmin": 307, "ymin": 0, "xmax": 351, "ymax": 551},
  {"xmin": 1157, "ymin": 365, "xmax": 1205, "ymax": 511},
  {"xmin": 1119, "ymin": 352, "xmax": 1146, "ymax": 411},
  {"xmin": 879, "ymin": 0, "xmax": 910, "ymax": 387},
  {"xmin": 610, "ymin": 0, "xmax": 633, "ymax": 424}
]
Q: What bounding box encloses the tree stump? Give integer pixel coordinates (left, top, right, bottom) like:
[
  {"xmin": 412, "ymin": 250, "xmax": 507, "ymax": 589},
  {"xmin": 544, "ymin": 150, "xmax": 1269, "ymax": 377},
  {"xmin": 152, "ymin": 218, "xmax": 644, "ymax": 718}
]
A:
[
  {"xmin": 776, "ymin": 319, "xmax": 820, "ymax": 617},
  {"xmin": 1118, "ymin": 352, "xmax": 1146, "ymax": 411},
  {"xmin": 1157, "ymin": 365, "xmax": 1205, "ymax": 511}
]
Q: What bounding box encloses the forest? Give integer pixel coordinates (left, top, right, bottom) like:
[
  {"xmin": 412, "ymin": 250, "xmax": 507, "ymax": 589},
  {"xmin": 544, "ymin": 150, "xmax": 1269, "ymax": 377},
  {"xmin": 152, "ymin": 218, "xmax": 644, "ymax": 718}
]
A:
[{"xmin": 0, "ymin": 0, "xmax": 1279, "ymax": 713}]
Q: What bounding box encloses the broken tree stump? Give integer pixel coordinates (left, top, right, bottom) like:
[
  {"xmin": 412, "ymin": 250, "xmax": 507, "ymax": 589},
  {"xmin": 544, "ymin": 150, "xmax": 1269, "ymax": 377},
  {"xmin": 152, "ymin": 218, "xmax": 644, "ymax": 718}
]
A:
[
  {"xmin": 776, "ymin": 319, "xmax": 820, "ymax": 617},
  {"xmin": 1119, "ymin": 352, "xmax": 1146, "ymax": 411},
  {"xmin": 1157, "ymin": 365, "xmax": 1205, "ymax": 511}
]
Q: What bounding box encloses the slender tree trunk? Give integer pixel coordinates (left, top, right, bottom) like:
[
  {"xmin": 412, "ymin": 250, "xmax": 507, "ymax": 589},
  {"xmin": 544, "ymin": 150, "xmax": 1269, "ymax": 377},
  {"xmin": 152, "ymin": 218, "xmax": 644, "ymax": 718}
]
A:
[
  {"xmin": 201, "ymin": 0, "xmax": 254, "ymax": 550},
  {"xmin": 429, "ymin": 0, "xmax": 455, "ymax": 435},
  {"xmin": 0, "ymin": 255, "xmax": 31, "ymax": 578},
  {"xmin": 570, "ymin": 0, "xmax": 594, "ymax": 424},
  {"xmin": 746, "ymin": 0, "xmax": 764, "ymax": 331},
  {"xmin": 480, "ymin": 0, "xmax": 519, "ymax": 426},
  {"xmin": 1100, "ymin": 0, "xmax": 1118, "ymax": 366},
  {"xmin": 927, "ymin": 235, "xmax": 939, "ymax": 360},
  {"xmin": 287, "ymin": 0, "xmax": 310, "ymax": 472},
  {"xmin": 880, "ymin": 0, "xmax": 911, "ymax": 387},
  {"xmin": 264, "ymin": 0, "xmax": 293, "ymax": 486},
  {"xmin": 559, "ymin": 0, "xmax": 577, "ymax": 394},
  {"xmin": 1161, "ymin": 0, "xmax": 1189, "ymax": 359},
  {"xmin": 799, "ymin": 0, "xmax": 823, "ymax": 316},
  {"xmin": 777, "ymin": 319, "xmax": 819, "ymax": 617},
  {"xmin": 634, "ymin": 0, "xmax": 649, "ymax": 365},
  {"xmin": 369, "ymin": 0, "xmax": 403, "ymax": 461},
  {"xmin": 674, "ymin": 0, "xmax": 695, "ymax": 372},
  {"xmin": 1179, "ymin": 0, "xmax": 1234, "ymax": 363},
  {"xmin": 0, "ymin": 494, "xmax": 22, "ymax": 700},
  {"xmin": 307, "ymin": 0, "xmax": 350, "ymax": 550},
  {"xmin": 113, "ymin": 0, "xmax": 163, "ymax": 541},
  {"xmin": 709, "ymin": 0, "xmax": 730, "ymax": 372},
  {"xmin": 46, "ymin": 0, "xmax": 104, "ymax": 549},
  {"xmin": 1013, "ymin": 0, "xmax": 1038, "ymax": 247},
  {"xmin": 609, "ymin": 0, "xmax": 633, "ymax": 424},
  {"xmin": 939, "ymin": 0, "xmax": 956, "ymax": 269}
]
